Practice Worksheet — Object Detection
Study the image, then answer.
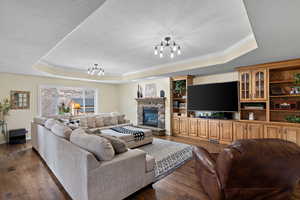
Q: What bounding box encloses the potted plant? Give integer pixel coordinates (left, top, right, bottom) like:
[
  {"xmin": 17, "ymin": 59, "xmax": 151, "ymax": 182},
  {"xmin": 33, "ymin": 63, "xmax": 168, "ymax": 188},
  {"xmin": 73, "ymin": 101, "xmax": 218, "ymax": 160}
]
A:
[
  {"xmin": 0, "ymin": 98, "xmax": 11, "ymax": 121},
  {"xmin": 174, "ymin": 80, "xmax": 186, "ymax": 97}
]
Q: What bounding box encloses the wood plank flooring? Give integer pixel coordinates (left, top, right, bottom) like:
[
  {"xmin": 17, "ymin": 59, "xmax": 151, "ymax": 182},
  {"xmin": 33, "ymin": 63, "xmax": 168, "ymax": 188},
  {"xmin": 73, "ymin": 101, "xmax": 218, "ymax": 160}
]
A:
[{"xmin": 0, "ymin": 136, "xmax": 226, "ymax": 200}]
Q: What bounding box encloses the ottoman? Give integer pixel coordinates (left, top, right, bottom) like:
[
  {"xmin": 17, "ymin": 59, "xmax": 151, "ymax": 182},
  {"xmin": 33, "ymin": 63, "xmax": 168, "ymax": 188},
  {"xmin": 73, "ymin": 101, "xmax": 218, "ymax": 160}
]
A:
[{"xmin": 100, "ymin": 126, "xmax": 153, "ymax": 148}]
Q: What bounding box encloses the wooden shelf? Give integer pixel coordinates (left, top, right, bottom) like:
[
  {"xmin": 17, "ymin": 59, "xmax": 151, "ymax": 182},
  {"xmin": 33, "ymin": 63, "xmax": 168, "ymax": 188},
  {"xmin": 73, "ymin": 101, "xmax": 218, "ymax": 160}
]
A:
[
  {"xmin": 270, "ymin": 94, "xmax": 300, "ymax": 98},
  {"xmin": 173, "ymin": 98, "xmax": 187, "ymax": 101},
  {"xmin": 241, "ymin": 108, "xmax": 266, "ymax": 111},
  {"xmin": 269, "ymin": 80, "xmax": 294, "ymax": 84},
  {"xmin": 270, "ymin": 109, "xmax": 300, "ymax": 113}
]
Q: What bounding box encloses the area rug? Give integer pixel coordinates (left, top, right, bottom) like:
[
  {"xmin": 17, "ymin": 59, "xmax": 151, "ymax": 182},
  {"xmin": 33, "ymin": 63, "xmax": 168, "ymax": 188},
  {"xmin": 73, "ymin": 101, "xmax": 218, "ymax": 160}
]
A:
[{"xmin": 138, "ymin": 138, "xmax": 193, "ymax": 181}]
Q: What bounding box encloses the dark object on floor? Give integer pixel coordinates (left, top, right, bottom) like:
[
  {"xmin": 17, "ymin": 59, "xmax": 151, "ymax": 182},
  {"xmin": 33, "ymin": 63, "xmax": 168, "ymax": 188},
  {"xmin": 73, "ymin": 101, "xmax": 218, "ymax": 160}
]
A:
[
  {"xmin": 8, "ymin": 129, "xmax": 27, "ymax": 144},
  {"xmin": 193, "ymin": 139, "xmax": 300, "ymax": 200},
  {"xmin": 160, "ymin": 90, "xmax": 165, "ymax": 97}
]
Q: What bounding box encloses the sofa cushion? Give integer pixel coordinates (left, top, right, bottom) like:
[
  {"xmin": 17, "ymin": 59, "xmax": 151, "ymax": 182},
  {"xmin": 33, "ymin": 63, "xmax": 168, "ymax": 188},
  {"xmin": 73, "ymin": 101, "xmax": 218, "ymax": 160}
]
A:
[
  {"xmin": 45, "ymin": 119, "xmax": 57, "ymax": 129},
  {"xmin": 146, "ymin": 154, "xmax": 155, "ymax": 172},
  {"xmin": 117, "ymin": 115, "xmax": 126, "ymax": 124},
  {"xmin": 33, "ymin": 117, "xmax": 47, "ymax": 126},
  {"xmin": 103, "ymin": 116, "xmax": 112, "ymax": 126},
  {"xmin": 95, "ymin": 117, "xmax": 104, "ymax": 127},
  {"xmin": 72, "ymin": 128, "xmax": 86, "ymax": 135},
  {"xmin": 70, "ymin": 132, "xmax": 115, "ymax": 161},
  {"xmin": 79, "ymin": 117, "xmax": 88, "ymax": 127},
  {"xmin": 87, "ymin": 117, "xmax": 96, "ymax": 128},
  {"xmin": 101, "ymin": 135, "xmax": 128, "ymax": 154},
  {"xmin": 51, "ymin": 123, "xmax": 72, "ymax": 139},
  {"xmin": 111, "ymin": 116, "xmax": 118, "ymax": 125}
]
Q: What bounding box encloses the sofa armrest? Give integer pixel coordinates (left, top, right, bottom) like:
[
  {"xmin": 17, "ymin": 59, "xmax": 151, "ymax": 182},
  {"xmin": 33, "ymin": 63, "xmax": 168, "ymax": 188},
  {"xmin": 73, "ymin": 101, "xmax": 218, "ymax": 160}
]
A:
[
  {"xmin": 193, "ymin": 146, "xmax": 223, "ymax": 200},
  {"xmin": 87, "ymin": 149, "xmax": 152, "ymax": 200}
]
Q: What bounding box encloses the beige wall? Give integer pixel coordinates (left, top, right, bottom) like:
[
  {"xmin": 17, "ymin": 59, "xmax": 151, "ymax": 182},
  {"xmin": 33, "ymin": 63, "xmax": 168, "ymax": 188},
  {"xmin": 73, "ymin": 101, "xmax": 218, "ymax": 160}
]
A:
[
  {"xmin": 193, "ymin": 72, "xmax": 238, "ymax": 85},
  {"xmin": 118, "ymin": 78, "xmax": 171, "ymax": 135},
  {"xmin": 0, "ymin": 73, "xmax": 119, "ymax": 143}
]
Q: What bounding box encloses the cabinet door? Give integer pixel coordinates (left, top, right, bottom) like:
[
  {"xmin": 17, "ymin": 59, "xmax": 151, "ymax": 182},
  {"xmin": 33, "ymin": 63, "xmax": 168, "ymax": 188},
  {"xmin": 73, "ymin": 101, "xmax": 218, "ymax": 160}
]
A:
[
  {"xmin": 198, "ymin": 119, "xmax": 208, "ymax": 139},
  {"xmin": 247, "ymin": 123, "xmax": 264, "ymax": 139},
  {"xmin": 233, "ymin": 122, "xmax": 248, "ymax": 140},
  {"xmin": 219, "ymin": 121, "xmax": 233, "ymax": 144},
  {"xmin": 208, "ymin": 120, "xmax": 220, "ymax": 140},
  {"xmin": 240, "ymin": 71, "xmax": 252, "ymax": 101},
  {"xmin": 252, "ymin": 69, "xmax": 267, "ymax": 101},
  {"xmin": 188, "ymin": 118, "xmax": 198, "ymax": 136},
  {"xmin": 264, "ymin": 125, "xmax": 284, "ymax": 139},
  {"xmin": 283, "ymin": 127, "xmax": 300, "ymax": 145},
  {"xmin": 179, "ymin": 118, "xmax": 189, "ymax": 136},
  {"xmin": 172, "ymin": 117, "xmax": 180, "ymax": 136}
]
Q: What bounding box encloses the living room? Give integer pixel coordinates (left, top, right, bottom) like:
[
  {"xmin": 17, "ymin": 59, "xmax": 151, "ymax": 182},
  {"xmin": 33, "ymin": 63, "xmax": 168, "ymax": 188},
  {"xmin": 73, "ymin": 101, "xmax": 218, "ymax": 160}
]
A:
[{"xmin": 1, "ymin": 0, "xmax": 300, "ymax": 200}]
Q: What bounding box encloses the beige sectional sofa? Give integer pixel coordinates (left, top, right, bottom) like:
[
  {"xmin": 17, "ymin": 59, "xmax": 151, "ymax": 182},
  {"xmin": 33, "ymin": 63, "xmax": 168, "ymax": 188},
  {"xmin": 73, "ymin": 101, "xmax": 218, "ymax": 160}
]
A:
[
  {"xmin": 42, "ymin": 112, "xmax": 153, "ymax": 148},
  {"xmin": 31, "ymin": 117, "xmax": 155, "ymax": 200}
]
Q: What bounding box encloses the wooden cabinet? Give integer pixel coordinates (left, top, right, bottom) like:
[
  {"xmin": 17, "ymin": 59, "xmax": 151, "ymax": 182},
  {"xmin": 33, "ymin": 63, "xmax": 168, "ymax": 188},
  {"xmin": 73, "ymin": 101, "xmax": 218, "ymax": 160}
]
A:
[
  {"xmin": 240, "ymin": 71, "xmax": 252, "ymax": 101},
  {"xmin": 239, "ymin": 69, "xmax": 267, "ymax": 102},
  {"xmin": 233, "ymin": 122, "xmax": 248, "ymax": 140},
  {"xmin": 208, "ymin": 120, "xmax": 220, "ymax": 140},
  {"xmin": 172, "ymin": 117, "xmax": 180, "ymax": 136},
  {"xmin": 247, "ymin": 123, "xmax": 264, "ymax": 139},
  {"xmin": 252, "ymin": 69, "xmax": 267, "ymax": 101},
  {"xmin": 188, "ymin": 118, "xmax": 198, "ymax": 136},
  {"xmin": 198, "ymin": 119, "xmax": 208, "ymax": 139},
  {"xmin": 179, "ymin": 117, "xmax": 189, "ymax": 136},
  {"xmin": 219, "ymin": 121, "xmax": 233, "ymax": 144},
  {"xmin": 264, "ymin": 125, "xmax": 285, "ymax": 139},
  {"xmin": 282, "ymin": 127, "xmax": 300, "ymax": 144}
]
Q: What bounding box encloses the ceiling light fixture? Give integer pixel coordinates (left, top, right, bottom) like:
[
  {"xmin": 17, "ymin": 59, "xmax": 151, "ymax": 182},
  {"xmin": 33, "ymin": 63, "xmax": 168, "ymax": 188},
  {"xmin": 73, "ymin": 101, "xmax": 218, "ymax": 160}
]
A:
[
  {"xmin": 87, "ymin": 63, "xmax": 104, "ymax": 76},
  {"xmin": 154, "ymin": 36, "xmax": 181, "ymax": 59}
]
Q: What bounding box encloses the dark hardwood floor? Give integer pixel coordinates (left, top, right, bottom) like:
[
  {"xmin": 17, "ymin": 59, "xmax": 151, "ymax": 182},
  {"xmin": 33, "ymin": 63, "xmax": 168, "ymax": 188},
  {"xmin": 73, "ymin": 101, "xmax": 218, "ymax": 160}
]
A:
[{"xmin": 0, "ymin": 136, "xmax": 226, "ymax": 200}]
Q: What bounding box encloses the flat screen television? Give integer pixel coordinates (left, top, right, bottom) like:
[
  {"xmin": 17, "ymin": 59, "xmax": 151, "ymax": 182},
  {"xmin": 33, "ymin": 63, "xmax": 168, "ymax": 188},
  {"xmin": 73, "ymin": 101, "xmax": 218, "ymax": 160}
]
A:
[{"xmin": 187, "ymin": 81, "xmax": 238, "ymax": 112}]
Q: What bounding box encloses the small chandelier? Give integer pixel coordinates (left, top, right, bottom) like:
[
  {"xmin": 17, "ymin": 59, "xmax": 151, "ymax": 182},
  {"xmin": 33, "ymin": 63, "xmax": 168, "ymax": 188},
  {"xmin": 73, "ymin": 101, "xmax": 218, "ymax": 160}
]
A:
[
  {"xmin": 87, "ymin": 64, "xmax": 104, "ymax": 76},
  {"xmin": 154, "ymin": 36, "xmax": 181, "ymax": 58}
]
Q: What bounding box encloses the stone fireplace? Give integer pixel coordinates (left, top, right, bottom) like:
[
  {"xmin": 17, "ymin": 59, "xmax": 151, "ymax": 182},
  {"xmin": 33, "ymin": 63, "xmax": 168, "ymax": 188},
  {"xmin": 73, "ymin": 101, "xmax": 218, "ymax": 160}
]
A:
[
  {"xmin": 143, "ymin": 107, "xmax": 159, "ymax": 127},
  {"xmin": 136, "ymin": 97, "xmax": 166, "ymax": 130}
]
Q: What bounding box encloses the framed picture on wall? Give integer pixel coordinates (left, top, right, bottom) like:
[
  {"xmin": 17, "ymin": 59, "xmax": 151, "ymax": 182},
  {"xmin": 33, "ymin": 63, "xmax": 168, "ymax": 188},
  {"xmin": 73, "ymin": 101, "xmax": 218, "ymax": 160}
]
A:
[
  {"xmin": 10, "ymin": 91, "xmax": 30, "ymax": 110},
  {"xmin": 145, "ymin": 83, "xmax": 157, "ymax": 97}
]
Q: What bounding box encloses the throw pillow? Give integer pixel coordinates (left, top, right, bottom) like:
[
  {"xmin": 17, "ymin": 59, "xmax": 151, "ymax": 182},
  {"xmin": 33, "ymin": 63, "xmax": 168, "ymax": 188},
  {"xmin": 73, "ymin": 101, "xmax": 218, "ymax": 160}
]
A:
[
  {"xmin": 79, "ymin": 118, "xmax": 88, "ymax": 127},
  {"xmin": 111, "ymin": 116, "xmax": 118, "ymax": 125},
  {"xmin": 33, "ymin": 117, "xmax": 47, "ymax": 126},
  {"xmin": 45, "ymin": 119, "xmax": 57, "ymax": 129},
  {"xmin": 51, "ymin": 123, "xmax": 72, "ymax": 139},
  {"xmin": 95, "ymin": 117, "xmax": 104, "ymax": 127},
  {"xmin": 87, "ymin": 117, "xmax": 96, "ymax": 128},
  {"xmin": 101, "ymin": 135, "xmax": 128, "ymax": 154},
  {"xmin": 70, "ymin": 132, "xmax": 115, "ymax": 161},
  {"xmin": 117, "ymin": 115, "xmax": 126, "ymax": 124},
  {"xmin": 103, "ymin": 116, "xmax": 112, "ymax": 126}
]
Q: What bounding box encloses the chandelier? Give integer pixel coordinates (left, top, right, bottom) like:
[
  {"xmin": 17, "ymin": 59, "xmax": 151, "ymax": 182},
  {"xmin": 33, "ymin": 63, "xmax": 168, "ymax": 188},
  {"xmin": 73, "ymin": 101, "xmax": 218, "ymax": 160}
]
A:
[
  {"xmin": 87, "ymin": 64, "xmax": 104, "ymax": 76},
  {"xmin": 154, "ymin": 36, "xmax": 181, "ymax": 58}
]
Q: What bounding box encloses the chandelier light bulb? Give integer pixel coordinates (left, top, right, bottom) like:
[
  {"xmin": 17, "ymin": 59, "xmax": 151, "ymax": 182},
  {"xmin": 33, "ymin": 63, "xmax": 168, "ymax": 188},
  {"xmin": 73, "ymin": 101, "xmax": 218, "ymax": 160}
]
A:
[
  {"xmin": 87, "ymin": 63, "xmax": 105, "ymax": 76},
  {"xmin": 154, "ymin": 36, "xmax": 182, "ymax": 58}
]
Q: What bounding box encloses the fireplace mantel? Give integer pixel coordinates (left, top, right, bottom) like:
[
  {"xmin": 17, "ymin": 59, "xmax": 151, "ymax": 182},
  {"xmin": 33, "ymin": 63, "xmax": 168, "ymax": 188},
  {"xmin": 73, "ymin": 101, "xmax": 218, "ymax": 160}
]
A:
[{"xmin": 135, "ymin": 97, "xmax": 166, "ymax": 103}]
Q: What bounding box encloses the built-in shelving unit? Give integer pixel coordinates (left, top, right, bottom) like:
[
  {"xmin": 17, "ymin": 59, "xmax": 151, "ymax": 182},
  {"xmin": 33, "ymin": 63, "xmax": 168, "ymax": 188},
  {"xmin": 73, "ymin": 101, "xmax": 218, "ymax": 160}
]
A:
[{"xmin": 170, "ymin": 75, "xmax": 193, "ymax": 117}]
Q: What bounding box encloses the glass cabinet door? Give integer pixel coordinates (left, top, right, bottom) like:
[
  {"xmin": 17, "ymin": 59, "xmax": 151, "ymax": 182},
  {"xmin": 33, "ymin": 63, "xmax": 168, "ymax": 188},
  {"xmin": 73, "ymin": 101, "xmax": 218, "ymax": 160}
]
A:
[
  {"xmin": 240, "ymin": 71, "xmax": 251, "ymax": 101},
  {"xmin": 252, "ymin": 69, "xmax": 267, "ymax": 100}
]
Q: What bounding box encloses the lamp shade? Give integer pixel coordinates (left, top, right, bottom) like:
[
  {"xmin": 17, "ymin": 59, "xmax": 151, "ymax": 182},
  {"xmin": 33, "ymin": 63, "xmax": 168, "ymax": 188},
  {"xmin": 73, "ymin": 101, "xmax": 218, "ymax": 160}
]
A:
[{"xmin": 74, "ymin": 103, "xmax": 81, "ymax": 109}]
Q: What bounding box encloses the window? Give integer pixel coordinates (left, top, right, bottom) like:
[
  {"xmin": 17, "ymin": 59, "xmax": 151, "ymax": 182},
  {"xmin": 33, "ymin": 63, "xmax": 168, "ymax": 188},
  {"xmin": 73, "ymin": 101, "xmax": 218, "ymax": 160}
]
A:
[{"xmin": 39, "ymin": 86, "xmax": 97, "ymax": 116}]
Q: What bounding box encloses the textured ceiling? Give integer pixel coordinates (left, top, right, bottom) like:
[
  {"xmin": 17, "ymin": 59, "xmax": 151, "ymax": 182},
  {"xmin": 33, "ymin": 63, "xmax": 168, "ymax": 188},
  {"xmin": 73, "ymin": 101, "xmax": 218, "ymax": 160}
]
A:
[
  {"xmin": 41, "ymin": 0, "xmax": 254, "ymax": 76},
  {"xmin": 0, "ymin": 0, "xmax": 299, "ymax": 83},
  {"xmin": 0, "ymin": 0, "xmax": 106, "ymax": 75}
]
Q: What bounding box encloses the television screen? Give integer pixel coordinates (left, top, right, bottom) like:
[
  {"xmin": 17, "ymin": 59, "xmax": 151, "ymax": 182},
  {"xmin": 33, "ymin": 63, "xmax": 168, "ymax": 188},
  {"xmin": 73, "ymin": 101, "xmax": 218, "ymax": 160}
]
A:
[{"xmin": 187, "ymin": 81, "xmax": 238, "ymax": 112}]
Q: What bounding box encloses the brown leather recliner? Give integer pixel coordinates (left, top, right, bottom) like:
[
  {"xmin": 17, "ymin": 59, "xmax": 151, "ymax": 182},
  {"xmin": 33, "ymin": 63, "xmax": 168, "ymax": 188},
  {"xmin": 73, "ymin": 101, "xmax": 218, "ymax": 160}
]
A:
[{"xmin": 193, "ymin": 139, "xmax": 300, "ymax": 200}]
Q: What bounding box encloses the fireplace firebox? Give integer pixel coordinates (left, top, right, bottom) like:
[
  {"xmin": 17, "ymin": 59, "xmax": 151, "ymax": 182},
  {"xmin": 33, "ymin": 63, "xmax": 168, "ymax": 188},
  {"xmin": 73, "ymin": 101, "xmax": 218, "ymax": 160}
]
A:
[{"xmin": 143, "ymin": 107, "xmax": 159, "ymax": 127}]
